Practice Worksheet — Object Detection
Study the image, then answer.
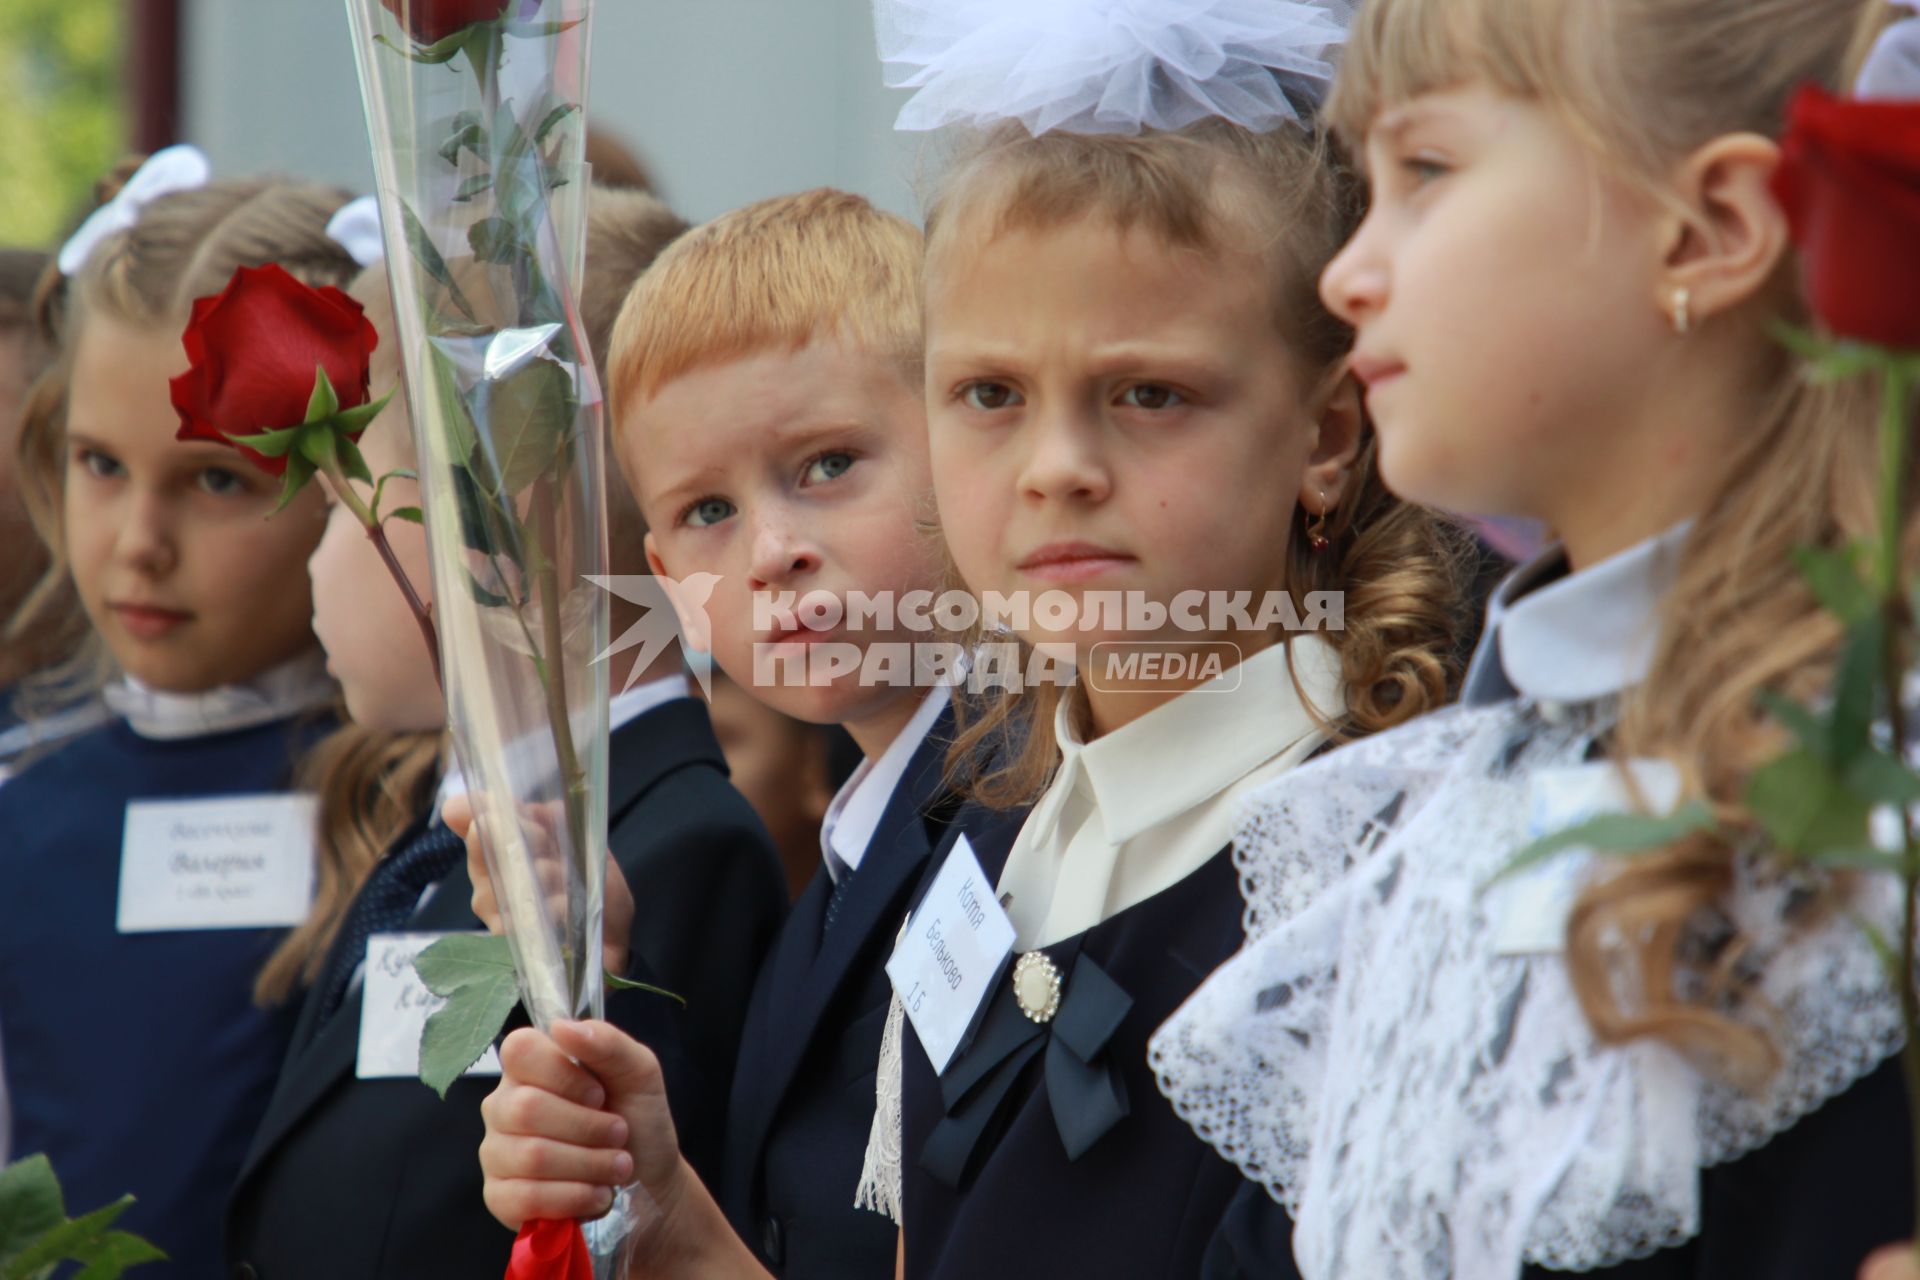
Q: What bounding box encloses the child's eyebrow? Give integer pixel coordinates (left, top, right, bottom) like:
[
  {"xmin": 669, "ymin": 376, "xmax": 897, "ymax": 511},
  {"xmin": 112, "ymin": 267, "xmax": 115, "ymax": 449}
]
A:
[{"xmin": 1370, "ymin": 100, "xmax": 1466, "ymax": 148}]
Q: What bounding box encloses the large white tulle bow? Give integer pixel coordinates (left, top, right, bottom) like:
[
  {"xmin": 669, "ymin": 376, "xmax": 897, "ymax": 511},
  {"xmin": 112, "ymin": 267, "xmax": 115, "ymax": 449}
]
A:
[
  {"xmin": 1858, "ymin": 0, "xmax": 1920, "ymax": 99},
  {"xmin": 325, "ymin": 195, "xmax": 386, "ymax": 269},
  {"xmin": 57, "ymin": 144, "xmax": 211, "ymax": 276},
  {"xmin": 873, "ymin": 0, "xmax": 1352, "ymax": 136}
]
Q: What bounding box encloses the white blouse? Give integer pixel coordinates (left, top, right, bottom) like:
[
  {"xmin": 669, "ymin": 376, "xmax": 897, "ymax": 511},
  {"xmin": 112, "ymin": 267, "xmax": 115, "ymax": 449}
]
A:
[
  {"xmin": 1152, "ymin": 527, "xmax": 1907, "ymax": 1278},
  {"xmin": 857, "ymin": 634, "xmax": 1347, "ymax": 1221}
]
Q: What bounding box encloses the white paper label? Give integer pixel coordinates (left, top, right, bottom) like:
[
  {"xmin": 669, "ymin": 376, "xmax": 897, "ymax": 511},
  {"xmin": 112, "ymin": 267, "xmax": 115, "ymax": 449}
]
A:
[
  {"xmin": 117, "ymin": 794, "xmax": 318, "ymax": 933},
  {"xmin": 886, "ymin": 834, "xmax": 1017, "ymax": 1075},
  {"xmin": 356, "ymin": 932, "xmax": 503, "ymax": 1080},
  {"xmin": 1490, "ymin": 760, "xmax": 1683, "ymax": 955}
]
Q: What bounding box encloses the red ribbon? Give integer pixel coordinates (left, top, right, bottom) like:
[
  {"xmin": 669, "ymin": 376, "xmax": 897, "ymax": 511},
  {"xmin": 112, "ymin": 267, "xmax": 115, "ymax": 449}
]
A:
[{"xmin": 505, "ymin": 1218, "xmax": 593, "ymax": 1280}]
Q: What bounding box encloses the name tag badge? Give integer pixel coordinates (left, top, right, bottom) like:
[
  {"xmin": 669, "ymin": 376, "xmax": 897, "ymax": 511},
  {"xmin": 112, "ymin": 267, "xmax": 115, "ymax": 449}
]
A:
[
  {"xmin": 117, "ymin": 793, "xmax": 318, "ymax": 933},
  {"xmin": 886, "ymin": 834, "xmax": 1017, "ymax": 1075},
  {"xmin": 1490, "ymin": 760, "xmax": 1683, "ymax": 956},
  {"xmin": 357, "ymin": 932, "xmax": 503, "ymax": 1080}
]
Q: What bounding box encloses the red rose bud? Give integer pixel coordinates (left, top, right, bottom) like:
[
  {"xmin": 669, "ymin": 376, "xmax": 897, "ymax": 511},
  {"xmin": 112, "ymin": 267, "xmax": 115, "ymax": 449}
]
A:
[
  {"xmin": 1772, "ymin": 84, "xmax": 1920, "ymax": 350},
  {"xmin": 505, "ymin": 1219, "xmax": 593, "ymax": 1280},
  {"xmin": 379, "ymin": 0, "xmax": 524, "ymax": 46},
  {"xmin": 170, "ymin": 264, "xmax": 379, "ymax": 476}
]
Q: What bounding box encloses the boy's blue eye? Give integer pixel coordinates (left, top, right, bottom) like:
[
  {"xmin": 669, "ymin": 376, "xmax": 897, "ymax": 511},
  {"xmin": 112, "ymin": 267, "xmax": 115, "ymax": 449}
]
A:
[
  {"xmin": 199, "ymin": 466, "xmax": 249, "ymax": 496},
  {"xmin": 802, "ymin": 451, "xmax": 855, "ymax": 485},
  {"xmin": 1119, "ymin": 384, "xmax": 1182, "ymax": 411},
  {"xmin": 960, "ymin": 381, "xmax": 1022, "ymax": 411},
  {"xmin": 684, "ymin": 497, "xmax": 736, "ymax": 528}
]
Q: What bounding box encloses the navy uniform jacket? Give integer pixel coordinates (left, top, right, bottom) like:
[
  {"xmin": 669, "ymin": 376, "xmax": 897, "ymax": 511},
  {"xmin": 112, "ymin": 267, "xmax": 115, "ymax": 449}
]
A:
[
  {"xmin": 0, "ymin": 714, "xmax": 330, "ymax": 1279},
  {"xmin": 1203, "ymin": 1056, "xmax": 1912, "ymax": 1280},
  {"xmin": 720, "ymin": 705, "xmax": 965, "ymax": 1279},
  {"xmin": 899, "ymin": 828, "xmax": 1247, "ymax": 1280},
  {"xmin": 225, "ymin": 697, "xmax": 784, "ymax": 1279}
]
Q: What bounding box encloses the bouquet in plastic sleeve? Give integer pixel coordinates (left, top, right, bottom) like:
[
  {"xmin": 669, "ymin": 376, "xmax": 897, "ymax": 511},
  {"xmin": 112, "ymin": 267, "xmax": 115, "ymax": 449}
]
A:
[{"xmin": 344, "ymin": 0, "xmax": 629, "ymax": 1271}]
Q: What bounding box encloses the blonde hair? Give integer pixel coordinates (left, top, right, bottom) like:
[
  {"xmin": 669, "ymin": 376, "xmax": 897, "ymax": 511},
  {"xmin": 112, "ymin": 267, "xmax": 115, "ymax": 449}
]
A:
[
  {"xmin": 606, "ymin": 187, "xmax": 924, "ymax": 425},
  {"xmin": 925, "ymin": 122, "xmax": 1474, "ymax": 807},
  {"xmin": 10, "ymin": 172, "xmax": 360, "ymax": 724},
  {"xmin": 1333, "ymin": 0, "xmax": 1906, "ymax": 1083},
  {"xmin": 270, "ymin": 184, "xmax": 690, "ymax": 1004}
]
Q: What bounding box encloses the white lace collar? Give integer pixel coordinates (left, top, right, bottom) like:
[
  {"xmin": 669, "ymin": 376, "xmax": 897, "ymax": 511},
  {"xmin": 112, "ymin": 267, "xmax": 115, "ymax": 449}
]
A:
[
  {"xmin": 1152, "ymin": 697, "xmax": 1905, "ymax": 1279},
  {"xmin": 102, "ymin": 651, "xmax": 336, "ymax": 741},
  {"xmin": 1462, "ymin": 523, "xmax": 1691, "ymax": 708}
]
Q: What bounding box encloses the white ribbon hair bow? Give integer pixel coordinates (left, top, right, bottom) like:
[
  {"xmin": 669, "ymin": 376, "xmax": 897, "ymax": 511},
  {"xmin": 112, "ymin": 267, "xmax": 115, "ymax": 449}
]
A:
[
  {"xmin": 873, "ymin": 0, "xmax": 1352, "ymax": 137},
  {"xmin": 325, "ymin": 195, "xmax": 386, "ymax": 269},
  {"xmin": 57, "ymin": 143, "xmax": 212, "ymax": 276}
]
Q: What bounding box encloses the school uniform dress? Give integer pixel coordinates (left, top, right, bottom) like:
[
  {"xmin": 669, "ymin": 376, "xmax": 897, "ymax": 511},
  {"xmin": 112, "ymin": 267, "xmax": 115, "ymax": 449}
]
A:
[
  {"xmin": 722, "ymin": 686, "xmax": 964, "ymax": 1279},
  {"xmin": 225, "ymin": 676, "xmax": 779, "ymax": 1279},
  {"xmin": 1155, "ymin": 527, "xmax": 1913, "ymax": 1280},
  {"xmin": 0, "ymin": 656, "xmax": 336, "ymax": 1279},
  {"xmin": 859, "ymin": 637, "xmax": 1346, "ymax": 1279}
]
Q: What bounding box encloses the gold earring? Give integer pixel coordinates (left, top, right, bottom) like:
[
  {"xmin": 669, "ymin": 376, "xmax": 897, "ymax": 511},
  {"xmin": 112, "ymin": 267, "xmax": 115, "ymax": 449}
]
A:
[
  {"xmin": 1670, "ymin": 286, "xmax": 1691, "ymax": 336},
  {"xmin": 1305, "ymin": 492, "xmax": 1331, "ymax": 553}
]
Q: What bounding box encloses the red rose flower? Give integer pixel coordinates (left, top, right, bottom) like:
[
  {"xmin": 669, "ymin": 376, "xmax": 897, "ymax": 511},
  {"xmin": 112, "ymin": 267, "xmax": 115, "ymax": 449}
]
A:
[
  {"xmin": 170, "ymin": 264, "xmax": 379, "ymax": 476},
  {"xmin": 379, "ymin": 0, "xmax": 525, "ymax": 46},
  {"xmin": 1772, "ymin": 84, "xmax": 1920, "ymax": 350},
  {"xmin": 505, "ymin": 1219, "xmax": 592, "ymax": 1280}
]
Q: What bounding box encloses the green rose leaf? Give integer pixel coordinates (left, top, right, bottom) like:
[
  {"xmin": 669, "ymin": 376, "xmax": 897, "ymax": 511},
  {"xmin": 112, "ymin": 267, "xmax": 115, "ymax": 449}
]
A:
[
  {"xmin": 464, "ymin": 566, "xmax": 513, "ymax": 608},
  {"xmin": 439, "ymin": 110, "xmax": 488, "ymax": 167},
  {"xmin": 468, "ymin": 217, "xmax": 521, "ymax": 265},
  {"xmin": 1791, "ymin": 543, "xmax": 1878, "ymax": 627},
  {"xmin": 1828, "ymin": 614, "xmax": 1886, "ymax": 768},
  {"xmin": 0, "ymin": 1156, "xmax": 65, "ymax": 1269},
  {"xmin": 1845, "ymin": 747, "xmax": 1920, "ymax": 807},
  {"xmin": 399, "ymin": 200, "xmax": 478, "ymax": 322},
  {"xmin": 1756, "ymin": 690, "xmax": 1829, "ymax": 759},
  {"xmin": 415, "ymin": 934, "xmax": 522, "ymax": 1100},
  {"xmin": 388, "ymin": 506, "xmax": 425, "ymax": 525},
  {"xmin": 1748, "ymin": 746, "xmax": 1874, "ymax": 856},
  {"xmin": 472, "ymin": 357, "xmax": 576, "ymax": 498},
  {"xmin": 70, "ymin": 1231, "xmax": 167, "ymax": 1280},
  {"xmin": 534, "ymin": 101, "xmax": 580, "ymax": 146},
  {"xmin": 452, "ymin": 173, "xmax": 494, "ymax": 204},
  {"xmin": 1484, "ymin": 800, "xmax": 1719, "ymax": 891}
]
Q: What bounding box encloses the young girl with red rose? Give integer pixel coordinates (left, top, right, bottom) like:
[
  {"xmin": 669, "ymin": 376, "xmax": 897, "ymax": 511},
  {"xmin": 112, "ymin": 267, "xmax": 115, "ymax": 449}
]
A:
[
  {"xmin": 0, "ymin": 167, "xmax": 359, "ymax": 1277},
  {"xmin": 1152, "ymin": 1, "xmax": 1920, "ymax": 1277}
]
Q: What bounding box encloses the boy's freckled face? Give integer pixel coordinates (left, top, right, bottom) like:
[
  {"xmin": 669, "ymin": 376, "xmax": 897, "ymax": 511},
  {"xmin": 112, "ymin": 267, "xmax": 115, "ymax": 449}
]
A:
[
  {"xmin": 63, "ymin": 315, "xmax": 326, "ymax": 692},
  {"xmin": 626, "ymin": 339, "xmax": 941, "ymax": 728}
]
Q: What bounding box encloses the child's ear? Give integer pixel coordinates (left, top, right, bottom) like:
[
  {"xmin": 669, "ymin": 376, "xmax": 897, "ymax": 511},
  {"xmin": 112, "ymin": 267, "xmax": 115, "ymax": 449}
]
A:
[
  {"xmin": 1658, "ymin": 133, "xmax": 1790, "ymax": 323},
  {"xmin": 1297, "ymin": 367, "xmax": 1366, "ymax": 512},
  {"xmin": 645, "ymin": 532, "xmax": 712, "ymax": 655}
]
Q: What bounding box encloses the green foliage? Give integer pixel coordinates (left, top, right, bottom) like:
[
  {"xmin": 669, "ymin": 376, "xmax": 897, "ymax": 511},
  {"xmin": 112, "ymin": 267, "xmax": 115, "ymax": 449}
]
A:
[
  {"xmin": 0, "ymin": 1156, "xmax": 163, "ymax": 1280},
  {"xmin": 415, "ymin": 934, "xmax": 522, "ymax": 1099},
  {"xmin": 0, "ymin": 0, "xmax": 124, "ymax": 247}
]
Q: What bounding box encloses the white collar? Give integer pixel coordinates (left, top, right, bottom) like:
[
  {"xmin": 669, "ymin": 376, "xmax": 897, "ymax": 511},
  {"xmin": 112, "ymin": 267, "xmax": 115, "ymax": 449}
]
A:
[
  {"xmin": 102, "ymin": 651, "xmax": 336, "ymax": 741},
  {"xmin": 1462, "ymin": 523, "xmax": 1691, "ymax": 708},
  {"xmin": 1036, "ymin": 634, "xmax": 1342, "ymax": 848},
  {"xmin": 608, "ymin": 673, "xmax": 691, "ymax": 735},
  {"xmin": 822, "ymin": 684, "xmax": 951, "ymax": 879}
]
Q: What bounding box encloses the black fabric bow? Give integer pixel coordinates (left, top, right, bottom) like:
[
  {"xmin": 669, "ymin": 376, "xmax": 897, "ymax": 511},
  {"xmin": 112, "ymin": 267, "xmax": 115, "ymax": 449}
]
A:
[{"xmin": 918, "ymin": 950, "xmax": 1134, "ymax": 1188}]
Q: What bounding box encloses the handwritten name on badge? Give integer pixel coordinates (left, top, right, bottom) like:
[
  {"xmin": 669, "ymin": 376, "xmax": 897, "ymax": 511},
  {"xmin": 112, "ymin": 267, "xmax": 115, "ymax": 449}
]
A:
[
  {"xmin": 887, "ymin": 834, "xmax": 1017, "ymax": 1075},
  {"xmin": 358, "ymin": 932, "xmax": 502, "ymax": 1080},
  {"xmin": 1490, "ymin": 760, "xmax": 1683, "ymax": 955},
  {"xmin": 117, "ymin": 794, "xmax": 318, "ymax": 932}
]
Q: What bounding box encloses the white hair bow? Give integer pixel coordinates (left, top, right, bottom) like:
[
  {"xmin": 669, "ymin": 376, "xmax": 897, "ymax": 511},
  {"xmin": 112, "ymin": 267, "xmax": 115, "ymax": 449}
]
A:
[
  {"xmin": 326, "ymin": 195, "xmax": 386, "ymax": 268},
  {"xmin": 1858, "ymin": 1, "xmax": 1920, "ymax": 100},
  {"xmin": 57, "ymin": 143, "xmax": 211, "ymax": 276},
  {"xmin": 872, "ymin": 0, "xmax": 1352, "ymax": 137}
]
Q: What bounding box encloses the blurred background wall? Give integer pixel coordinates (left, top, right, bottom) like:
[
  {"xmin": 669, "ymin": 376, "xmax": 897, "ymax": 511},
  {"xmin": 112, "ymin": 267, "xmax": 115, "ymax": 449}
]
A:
[{"xmin": 0, "ymin": 0, "xmax": 926, "ymax": 248}]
